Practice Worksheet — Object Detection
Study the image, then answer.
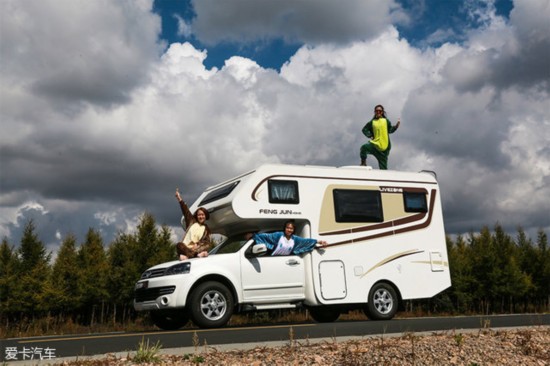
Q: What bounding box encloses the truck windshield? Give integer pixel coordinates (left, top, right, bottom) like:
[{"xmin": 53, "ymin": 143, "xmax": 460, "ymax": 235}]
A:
[{"xmin": 210, "ymin": 235, "xmax": 251, "ymax": 255}]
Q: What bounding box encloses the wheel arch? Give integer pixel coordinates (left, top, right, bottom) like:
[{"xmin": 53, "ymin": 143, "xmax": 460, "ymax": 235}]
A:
[
  {"xmin": 187, "ymin": 274, "xmax": 239, "ymax": 308},
  {"xmin": 369, "ymin": 279, "xmax": 403, "ymax": 305}
]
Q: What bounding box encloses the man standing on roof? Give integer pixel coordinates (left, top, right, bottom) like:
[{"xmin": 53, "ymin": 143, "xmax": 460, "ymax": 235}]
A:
[{"xmin": 360, "ymin": 104, "xmax": 401, "ymax": 170}]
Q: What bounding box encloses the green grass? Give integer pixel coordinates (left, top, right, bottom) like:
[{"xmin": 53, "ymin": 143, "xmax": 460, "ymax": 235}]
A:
[{"xmin": 132, "ymin": 337, "xmax": 162, "ymax": 363}]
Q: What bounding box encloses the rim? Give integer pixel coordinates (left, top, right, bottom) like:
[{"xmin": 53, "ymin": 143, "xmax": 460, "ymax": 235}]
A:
[
  {"xmin": 373, "ymin": 288, "xmax": 393, "ymax": 315},
  {"xmin": 200, "ymin": 290, "xmax": 227, "ymax": 321}
]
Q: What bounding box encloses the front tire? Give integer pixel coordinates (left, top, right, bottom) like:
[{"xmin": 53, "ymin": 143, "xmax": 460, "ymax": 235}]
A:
[
  {"xmin": 309, "ymin": 307, "xmax": 340, "ymax": 323},
  {"xmin": 150, "ymin": 310, "xmax": 189, "ymax": 330},
  {"xmin": 189, "ymin": 281, "xmax": 233, "ymax": 328},
  {"xmin": 365, "ymin": 282, "xmax": 398, "ymax": 320}
]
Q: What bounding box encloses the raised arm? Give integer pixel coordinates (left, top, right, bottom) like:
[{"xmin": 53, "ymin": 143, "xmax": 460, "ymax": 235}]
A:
[
  {"xmin": 389, "ymin": 118, "xmax": 401, "ymax": 133},
  {"xmin": 175, "ymin": 188, "xmax": 195, "ymax": 227}
]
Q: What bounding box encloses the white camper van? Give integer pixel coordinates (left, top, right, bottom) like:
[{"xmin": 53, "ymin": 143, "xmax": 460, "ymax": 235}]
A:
[{"xmin": 134, "ymin": 164, "xmax": 451, "ymax": 329}]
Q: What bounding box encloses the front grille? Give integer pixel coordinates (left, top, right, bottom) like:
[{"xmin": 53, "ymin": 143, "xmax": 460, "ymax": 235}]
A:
[
  {"xmin": 134, "ymin": 286, "xmax": 176, "ymax": 303},
  {"xmin": 141, "ymin": 268, "xmax": 166, "ymax": 279}
]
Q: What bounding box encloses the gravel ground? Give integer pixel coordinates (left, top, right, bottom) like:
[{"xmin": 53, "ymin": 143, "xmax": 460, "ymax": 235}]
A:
[{"xmin": 53, "ymin": 326, "xmax": 549, "ymax": 365}]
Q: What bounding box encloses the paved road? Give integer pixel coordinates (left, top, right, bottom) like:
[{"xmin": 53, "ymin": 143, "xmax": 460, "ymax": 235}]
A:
[{"xmin": 1, "ymin": 314, "xmax": 548, "ymax": 363}]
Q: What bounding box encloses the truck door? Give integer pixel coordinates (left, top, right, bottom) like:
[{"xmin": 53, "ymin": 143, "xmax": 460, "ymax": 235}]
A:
[{"xmin": 241, "ymin": 255, "xmax": 306, "ymax": 302}]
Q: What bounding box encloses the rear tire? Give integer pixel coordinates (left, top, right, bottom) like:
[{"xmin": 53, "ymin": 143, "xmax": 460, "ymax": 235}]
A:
[
  {"xmin": 189, "ymin": 281, "xmax": 233, "ymax": 328},
  {"xmin": 365, "ymin": 282, "xmax": 398, "ymax": 320},
  {"xmin": 309, "ymin": 307, "xmax": 340, "ymax": 323},
  {"xmin": 150, "ymin": 310, "xmax": 189, "ymax": 330}
]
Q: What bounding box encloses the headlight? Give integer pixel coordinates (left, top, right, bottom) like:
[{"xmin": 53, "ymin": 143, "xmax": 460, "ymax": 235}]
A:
[{"xmin": 164, "ymin": 262, "xmax": 191, "ymax": 276}]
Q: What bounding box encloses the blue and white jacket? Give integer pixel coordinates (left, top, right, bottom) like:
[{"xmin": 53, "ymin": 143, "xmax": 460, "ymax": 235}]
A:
[{"xmin": 252, "ymin": 232, "xmax": 318, "ymax": 255}]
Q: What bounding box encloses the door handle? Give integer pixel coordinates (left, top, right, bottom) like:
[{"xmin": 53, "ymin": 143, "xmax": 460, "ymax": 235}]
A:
[{"xmin": 286, "ymin": 259, "xmax": 300, "ymax": 266}]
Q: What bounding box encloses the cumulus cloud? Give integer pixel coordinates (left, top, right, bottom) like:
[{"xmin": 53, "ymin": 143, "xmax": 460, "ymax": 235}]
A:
[
  {"xmin": 190, "ymin": 0, "xmax": 407, "ymax": 45},
  {"xmin": 174, "ymin": 14, "xmax": 193, "ymax": 38},
  {"xmin": 442, "ymin": 0, "xmax": 550, "ymax": 92},
  {"xmin": 0, "ymin": 0, "xmax": 162, "ymax": 107},
  {"xmin": 0, "ymin": 0, "xmax": 548, "ymax": 254}
]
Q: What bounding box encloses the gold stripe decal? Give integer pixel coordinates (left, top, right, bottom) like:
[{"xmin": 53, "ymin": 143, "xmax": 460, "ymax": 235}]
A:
[{"xmin": 360, "ymin": 249, "xmax": 424, "ymax": 278}]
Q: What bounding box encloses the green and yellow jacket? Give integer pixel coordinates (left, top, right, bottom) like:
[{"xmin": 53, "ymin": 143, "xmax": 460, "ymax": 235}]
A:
[{"xmin": 362, "ymin": 117, "xmax": 399, "ymax": 152}]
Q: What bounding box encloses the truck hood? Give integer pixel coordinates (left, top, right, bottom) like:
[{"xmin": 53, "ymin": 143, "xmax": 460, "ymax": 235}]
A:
[{"xmin": 144, "ymin": 252, "xmax": 239, "ymax": 272}]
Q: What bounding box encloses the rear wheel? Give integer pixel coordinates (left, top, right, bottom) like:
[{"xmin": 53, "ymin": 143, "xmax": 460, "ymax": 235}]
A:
[
  {"xmin": 150, "ymin": 309, "xmax": 189, "ymax": 330},
  {"xmin": 365, "ymin": 282, "xmax": 398, "ymax": 320},
  {"xmin": 189, "ymin": 281, "xmax": 233, "ymax": 328},
  {"xmin": 309, "ymin": 307, "xmax": 340, "ymax": 323}
]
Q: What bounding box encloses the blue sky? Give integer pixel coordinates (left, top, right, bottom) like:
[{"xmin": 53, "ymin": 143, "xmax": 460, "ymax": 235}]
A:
[
  {"xmin": 1, "ymin": 0, "xmax": 548, "ymax": 257},
  {"xmin": 153, "ymin": 0, "xmax": 303, "ymax": 70},
  {"xmin": 152, "ymin": 0, "xmax": 514, "ymax": 70}
]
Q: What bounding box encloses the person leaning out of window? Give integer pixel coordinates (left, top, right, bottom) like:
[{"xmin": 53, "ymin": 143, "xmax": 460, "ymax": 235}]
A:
[{"xmin": 249, "ymin": 220, "xmax": 328, "ymax": 256}]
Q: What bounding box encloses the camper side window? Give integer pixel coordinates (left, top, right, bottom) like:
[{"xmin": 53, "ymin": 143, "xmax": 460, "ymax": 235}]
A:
[
  {"xmin": 403, "ymin": 192, "xmax": 428, "ymax": 213},
  {"xmin": 268, "ymin": 180, "xmax": 299, "ymax": 204},
  {"xmin": 199, "ymin": 181, "xmax": 240, "ymax": 206},
  {"xmin": 333, "ymin": 189, "xmax": 383, "ymax": 222}
]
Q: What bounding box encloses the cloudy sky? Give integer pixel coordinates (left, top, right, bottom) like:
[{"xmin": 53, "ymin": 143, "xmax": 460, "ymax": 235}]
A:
[{"xmin": 1, "ymin": 0, "xmax": 549, "ymax": 256}]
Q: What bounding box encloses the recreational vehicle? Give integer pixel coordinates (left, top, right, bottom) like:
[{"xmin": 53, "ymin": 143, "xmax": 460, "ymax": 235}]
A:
[{"xmin": 134, "ymin": 164, "xmax": 451, "ymax": 329}]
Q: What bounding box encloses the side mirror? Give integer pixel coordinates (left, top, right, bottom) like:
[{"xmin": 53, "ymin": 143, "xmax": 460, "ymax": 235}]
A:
[
  {"xmin": 252, "ymin": 243, "xmax": 267, "ymax": 255},
  {"xmin": 244, "ymin": 241, "xmax": 268, "ymax": 258}
]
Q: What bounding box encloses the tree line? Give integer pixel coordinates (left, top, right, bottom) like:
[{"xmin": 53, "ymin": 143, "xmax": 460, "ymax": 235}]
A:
[
  {"xmin": 1, "ymin": 214, "xmax": 549, "ymax": 331},
  {"xmin": 0, "ymin": 213, "xmax": 174, "ymax": 329},
  {"xmin": 443, "ymin": 225, "xmax": 549, "ymax": 314}
]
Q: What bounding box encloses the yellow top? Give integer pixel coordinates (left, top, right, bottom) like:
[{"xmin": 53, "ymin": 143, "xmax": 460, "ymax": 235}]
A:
[
  {"xmin": 183, "ymin": 223, "xmax": 206, "ymax": 245},
  {"xmin": 369, "ymin": 118, "xmax": 389, "ymax": 151}
]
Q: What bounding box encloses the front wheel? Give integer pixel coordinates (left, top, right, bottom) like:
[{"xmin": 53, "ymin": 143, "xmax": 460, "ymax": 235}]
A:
[
  {"xmin": 188, "ymin": 281, "xmax": 234, "ymax": 328},
  {"xmin": 309, "ymin": 307, "xmax": 340, "ymax": 323},
  {"xmin": 365, "ymin": 282, "xmax": 398, "ymax": 320},
  {"xmin": 150, "ymin": 310, "xmax": 189, "ymax": 330}
]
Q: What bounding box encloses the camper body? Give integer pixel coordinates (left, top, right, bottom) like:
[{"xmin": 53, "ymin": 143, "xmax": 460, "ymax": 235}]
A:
[{"xmin": 134, "ymin": 164, "xmax": 451, "ymax": 329}]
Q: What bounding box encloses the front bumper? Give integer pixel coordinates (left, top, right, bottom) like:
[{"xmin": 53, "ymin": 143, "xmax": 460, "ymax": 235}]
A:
[{"xmin": 133, "ymin": 275, "xmax": 192, "ymax": 311}]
